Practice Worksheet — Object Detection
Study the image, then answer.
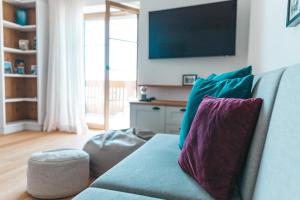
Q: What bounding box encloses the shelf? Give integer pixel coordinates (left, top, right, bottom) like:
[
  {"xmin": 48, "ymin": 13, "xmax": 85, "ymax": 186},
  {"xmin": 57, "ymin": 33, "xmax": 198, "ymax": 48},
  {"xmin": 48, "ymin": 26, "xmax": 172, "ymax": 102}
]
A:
[
  {"xmin": 5, "ymin": 74, "xmax": 37, "ymax": 78},
  {"xmin": 4, "ymin": 47, "xmax": 37, "ymax": 54},
  {"xmin": 4, "ymin": 119, "xmax": 40, "ymax": 134},
  {"xmin": 3, "ymin": 0, "xmax": 36, "ymax": 8},
  {"xmin": 5, "ymin": 97, "xmax": 37, "ymax": 103},
  {"xmin": 130, "ymin": 100, "xmax": 187, "ymax": 107},
  {"xmin": 138, "ymin": 84, "xmax": 193, "ymax": 89},
  {"xmin": 6, "ymin": 119, "xmax": 38, "ymax": 126},
  {"xmin": 3, "ymin": 20, "xmax": 36, "ymax": 32}
]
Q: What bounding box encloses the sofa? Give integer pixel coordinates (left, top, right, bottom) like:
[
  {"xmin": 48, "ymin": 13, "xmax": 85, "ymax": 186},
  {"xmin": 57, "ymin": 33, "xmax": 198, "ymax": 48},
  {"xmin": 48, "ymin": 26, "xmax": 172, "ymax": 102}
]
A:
[{"xmin": 74, "ymin": 64, "xmax": 300, "ymax": 200}]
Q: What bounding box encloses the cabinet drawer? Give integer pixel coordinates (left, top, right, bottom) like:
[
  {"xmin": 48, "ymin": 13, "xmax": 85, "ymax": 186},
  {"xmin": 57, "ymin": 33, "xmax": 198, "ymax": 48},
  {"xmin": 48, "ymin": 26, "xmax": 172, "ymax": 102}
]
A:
[
  {"xmin": 165, "ymin": 107, "xmax": 186, "ymax": 125},
  {"xmin": 130, "ymin": 104, "xmax": 165, "ymax": 133},
  {"xmin": 165, "ymin": 124, "xmax": 180, "ymax": 135}
]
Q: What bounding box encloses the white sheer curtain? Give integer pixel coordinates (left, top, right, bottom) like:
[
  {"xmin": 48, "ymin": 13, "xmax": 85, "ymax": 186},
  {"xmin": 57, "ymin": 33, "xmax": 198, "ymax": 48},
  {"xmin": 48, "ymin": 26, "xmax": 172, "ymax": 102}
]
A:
[{"xmin": 44, "ymin": 0, "xmax": 88, "ymax": 134}]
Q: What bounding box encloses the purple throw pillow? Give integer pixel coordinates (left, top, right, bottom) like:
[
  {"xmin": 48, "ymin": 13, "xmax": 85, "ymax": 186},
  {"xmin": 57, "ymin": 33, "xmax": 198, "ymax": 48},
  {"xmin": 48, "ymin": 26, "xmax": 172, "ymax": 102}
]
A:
[{"xmin": 178, "ymin": 96, "xmax": 263, "ymax": 200}]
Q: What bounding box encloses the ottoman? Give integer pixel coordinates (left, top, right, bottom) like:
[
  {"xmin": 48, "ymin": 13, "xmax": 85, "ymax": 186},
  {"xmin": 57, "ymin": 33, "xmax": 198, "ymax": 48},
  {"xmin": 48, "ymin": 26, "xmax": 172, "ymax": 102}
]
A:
[
  {"xmin": 84, "ymin": 129, "xmax": 145, "ymax": 177},
  {"xmin": 27, "ymin": 149, "xmax": 89, "ymax": 199}
]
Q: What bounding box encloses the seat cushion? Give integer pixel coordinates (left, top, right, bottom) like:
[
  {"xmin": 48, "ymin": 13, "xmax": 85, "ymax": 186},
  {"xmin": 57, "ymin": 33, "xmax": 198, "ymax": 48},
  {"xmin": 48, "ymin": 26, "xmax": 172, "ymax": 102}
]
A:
[
  {"xmin": 91, "ymin": 134, "xmax": 242, "ymax": 200},
  {"xmin": 252, "ymin": 64, "xmax": 300, "ymax": 200},
  {"xmin": 74, "ymin": 188, "xmax": 162, "ymax": 200}
]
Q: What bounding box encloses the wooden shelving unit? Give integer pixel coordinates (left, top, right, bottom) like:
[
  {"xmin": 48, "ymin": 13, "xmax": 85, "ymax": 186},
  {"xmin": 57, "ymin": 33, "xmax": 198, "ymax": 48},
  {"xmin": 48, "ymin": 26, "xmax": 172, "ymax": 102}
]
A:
[{"xmin": 0, "ymin": 0, "xmax": 48, "ymax": 134}]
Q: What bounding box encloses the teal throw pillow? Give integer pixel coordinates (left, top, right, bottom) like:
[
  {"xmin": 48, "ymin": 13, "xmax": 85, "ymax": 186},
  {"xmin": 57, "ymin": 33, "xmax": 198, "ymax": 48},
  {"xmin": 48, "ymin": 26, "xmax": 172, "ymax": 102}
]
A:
[{"xmin": 210, "ymin": 66, "xmax": 252, "ymax": 81}]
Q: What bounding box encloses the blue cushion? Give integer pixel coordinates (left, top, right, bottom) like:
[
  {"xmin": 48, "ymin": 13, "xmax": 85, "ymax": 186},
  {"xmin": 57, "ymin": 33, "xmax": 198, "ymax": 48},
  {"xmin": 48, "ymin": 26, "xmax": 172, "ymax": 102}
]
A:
[
  {"xmin": 210, "ymin": 66, "xmax": 252, "ymax": 81},
  {"xmin": 206, "ymin": 74, "xmax": 217, "ymax": 80},
  {"xmin": 179, "ymin": 74, "xmax": 254, "ymax": 149},
  {"xmin": 204, "ymin": 66, "xmax": 252, "ymax": 81}
]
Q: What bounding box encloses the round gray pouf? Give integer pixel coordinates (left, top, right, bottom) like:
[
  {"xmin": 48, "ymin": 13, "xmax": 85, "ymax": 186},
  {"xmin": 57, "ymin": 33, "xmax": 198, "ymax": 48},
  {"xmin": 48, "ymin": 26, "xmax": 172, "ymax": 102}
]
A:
[{"xmin": 27, "ymin": 149, "xmax": 89, "ymax": 199}]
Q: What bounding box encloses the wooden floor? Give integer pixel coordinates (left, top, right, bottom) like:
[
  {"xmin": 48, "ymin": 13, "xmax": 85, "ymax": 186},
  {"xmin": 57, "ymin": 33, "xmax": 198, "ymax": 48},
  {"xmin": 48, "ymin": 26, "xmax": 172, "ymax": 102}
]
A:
[{"xmin": 0, "ymin": 131, "xmax": 100, "ymax": 200}]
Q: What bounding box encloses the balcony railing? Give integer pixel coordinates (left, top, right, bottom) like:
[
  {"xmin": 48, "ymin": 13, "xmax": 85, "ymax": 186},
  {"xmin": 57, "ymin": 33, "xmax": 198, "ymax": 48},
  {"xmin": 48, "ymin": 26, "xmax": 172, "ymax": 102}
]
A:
[{"xmin": 85, "ymin": 80, "xmax": 136, "ymax": 115}]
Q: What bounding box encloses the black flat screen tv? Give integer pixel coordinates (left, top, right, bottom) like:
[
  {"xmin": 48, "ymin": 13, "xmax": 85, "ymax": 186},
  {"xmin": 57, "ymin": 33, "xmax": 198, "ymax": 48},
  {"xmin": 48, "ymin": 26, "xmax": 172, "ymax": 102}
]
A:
[{"xmin": 149, "ymin": 1, "xmax": 237, "ymax": 59}]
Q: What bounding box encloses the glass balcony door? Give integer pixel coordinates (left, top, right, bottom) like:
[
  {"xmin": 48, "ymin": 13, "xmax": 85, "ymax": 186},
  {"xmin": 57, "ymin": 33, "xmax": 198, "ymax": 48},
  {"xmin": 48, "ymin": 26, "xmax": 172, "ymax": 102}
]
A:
[
  {"xmin": 84, "ymin": 1, "xmax": 139, "ymax": 130},
  {"xmin": 106, "ymin": 1, "xmax": 138, "ymax": 130}
]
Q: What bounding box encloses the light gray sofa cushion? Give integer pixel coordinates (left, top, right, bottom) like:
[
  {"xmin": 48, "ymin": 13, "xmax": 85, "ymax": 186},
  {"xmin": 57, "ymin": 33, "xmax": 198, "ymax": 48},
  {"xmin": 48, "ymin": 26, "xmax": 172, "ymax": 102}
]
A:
[
  {"xmin": 252, "ymin": 64, "xmax": 300, "ymax": 200},
  {"xmin": 83, "ymin": 129, "xmax": 145, "ymax": 177},
  {"xmin": 74, "ymin": 188, "xmax": 162, "ymax": 200},
  {"xmin": 239, "ymin": 68, "xmax": 285, "ymax": 200},
  {"xmin": 91, "ymin": 134, "xmax": 242, "ymax": 200}
]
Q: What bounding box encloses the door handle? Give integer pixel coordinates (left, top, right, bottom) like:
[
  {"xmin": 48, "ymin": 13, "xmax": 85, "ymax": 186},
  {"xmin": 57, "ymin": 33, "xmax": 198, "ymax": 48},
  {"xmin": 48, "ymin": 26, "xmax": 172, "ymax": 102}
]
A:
[
  {"xmin": 180, "ymin": 108, "xmax": 186, "ymax": 112},
  {"xmin": 152, "ymin": 107, "xmax": 160, "ymax": 111}
]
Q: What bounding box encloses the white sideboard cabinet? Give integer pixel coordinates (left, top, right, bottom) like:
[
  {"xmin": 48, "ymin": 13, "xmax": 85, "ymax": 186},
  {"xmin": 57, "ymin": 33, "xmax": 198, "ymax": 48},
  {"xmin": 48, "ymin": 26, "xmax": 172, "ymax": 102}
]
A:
[{"xmin": 130, "ymin": 100, "xmax": 187, "ymax": 134}]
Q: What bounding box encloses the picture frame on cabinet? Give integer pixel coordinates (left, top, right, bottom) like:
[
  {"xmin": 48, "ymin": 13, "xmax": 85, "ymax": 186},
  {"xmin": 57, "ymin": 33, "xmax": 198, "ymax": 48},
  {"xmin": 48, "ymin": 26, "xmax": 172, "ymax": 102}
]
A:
[{"xmin": 182, "ymin": 74, "xmax": 197, "ymax": 86}]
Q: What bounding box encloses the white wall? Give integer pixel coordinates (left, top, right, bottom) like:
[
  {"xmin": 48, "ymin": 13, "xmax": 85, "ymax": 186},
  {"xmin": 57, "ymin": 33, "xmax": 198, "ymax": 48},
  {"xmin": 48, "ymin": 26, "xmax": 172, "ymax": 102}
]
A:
[
  {"xmin": 248, "ymin": 0, "xmax": 300, "ymax": 73},
  {"xmin": 138, "ymin": 0, "xmax": 252, "ymax": 87}
]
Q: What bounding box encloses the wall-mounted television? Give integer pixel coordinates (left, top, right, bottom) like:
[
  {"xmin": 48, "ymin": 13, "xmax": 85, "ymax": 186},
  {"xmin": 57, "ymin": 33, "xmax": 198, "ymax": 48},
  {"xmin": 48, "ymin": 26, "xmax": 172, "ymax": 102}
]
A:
[{"xmin": 149, "ymin": 1, "xmax": 237, "ymax": 59}]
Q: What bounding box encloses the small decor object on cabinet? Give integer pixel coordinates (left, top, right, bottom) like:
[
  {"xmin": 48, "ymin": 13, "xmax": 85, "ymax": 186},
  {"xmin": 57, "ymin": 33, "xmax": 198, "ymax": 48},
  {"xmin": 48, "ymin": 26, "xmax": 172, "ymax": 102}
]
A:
[
  {"xmin": 4, "ymin": 61, "xmax": 13, "ymax": 74},
  {"xmin": 19, "ymin": 39, "xmax": 30, "ymax": 50},
  {"xmin": 140, "ymin": 86, "xmax": 148, "ymax": 101},
  {"xmin": 16, "ymin": 9, "xmax": 27, "ymax": 26},
  {"xmin": 287, "ymin": 0, "xmax": 300, "ymax": 27},
  {"xmin": 183, "ymin": 74, "xmax": 197, "ymax": 86},
  {"xmin": 16, "ymin": 59, "xmax": 25, "ymax": 74},
  {"xmin": 31, "ymin": 65, "xmax": 37, "ymax": 75}
]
